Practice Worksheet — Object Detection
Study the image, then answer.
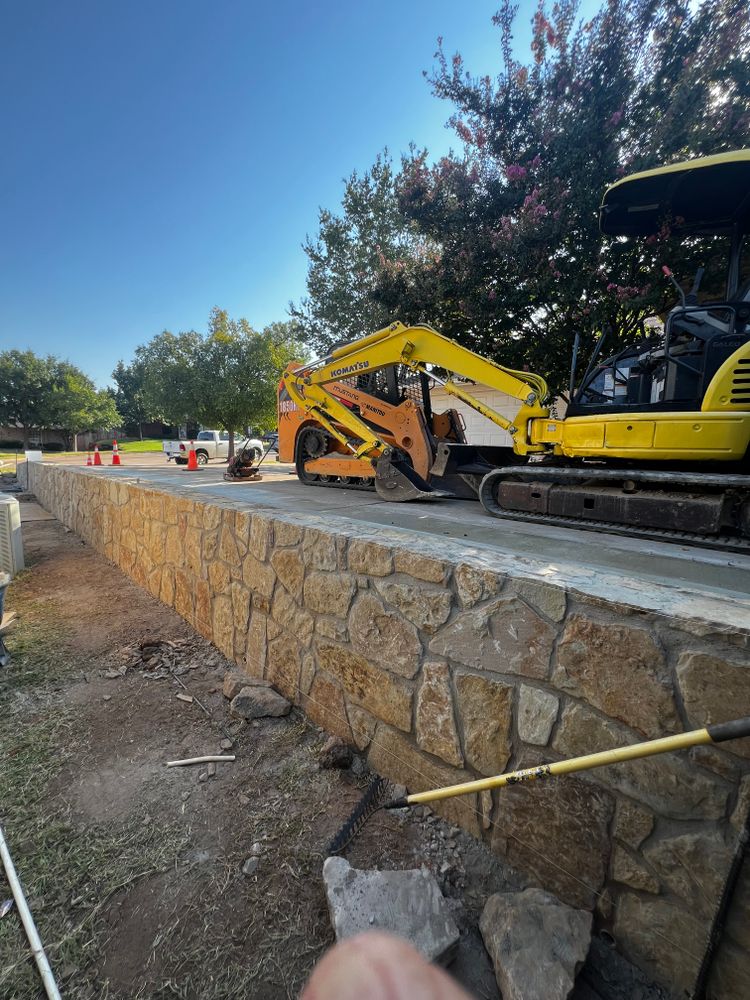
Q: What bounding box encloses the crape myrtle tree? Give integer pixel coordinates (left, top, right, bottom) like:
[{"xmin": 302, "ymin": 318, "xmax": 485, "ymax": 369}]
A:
[
  {"xmin": 296, "ymin": 0, "xmax": 750, "ymax": 395},
  {"xmin": 136, "ymin": 309, "xmax": 302, "ymax": 458}
]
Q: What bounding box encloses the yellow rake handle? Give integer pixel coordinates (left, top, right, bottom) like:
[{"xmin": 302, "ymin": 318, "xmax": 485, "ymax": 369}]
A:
[{"xmin": 386, "ymin": 718, "xmax": 750, "ymax": 808}]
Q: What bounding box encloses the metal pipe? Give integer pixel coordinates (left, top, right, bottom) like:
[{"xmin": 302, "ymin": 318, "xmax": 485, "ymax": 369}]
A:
[{"xmin": 0, "ymin": 823, "xmax": 62, "ymax": 1000}]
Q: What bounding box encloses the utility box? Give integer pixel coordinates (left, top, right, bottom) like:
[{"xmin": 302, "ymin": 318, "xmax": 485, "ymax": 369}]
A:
[{"xmin": 0, "ymin": 495, "xmax": 24, "ymax": 577}]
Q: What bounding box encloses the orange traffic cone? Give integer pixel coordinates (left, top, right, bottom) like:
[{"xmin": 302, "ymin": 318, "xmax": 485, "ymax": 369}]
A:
[
  {"xmin": 93, "ymin": 445, "xmax": 102, "ymax": 466},
  {"xmin": 86, "ymin": 446, "xmax": 92, "ymax": 466},
  {"xmin": 112, "ymin": 439, "xmax": 121, "ymax": 466},
  {"xmin": 186, "ymin": 441, "xmax": 199, "ymax": 471}
]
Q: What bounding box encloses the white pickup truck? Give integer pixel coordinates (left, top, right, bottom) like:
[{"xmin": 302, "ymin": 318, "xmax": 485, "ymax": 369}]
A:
[{"xmin": 163, "ymin": 430, "xmax": 264, "ymax": 466}]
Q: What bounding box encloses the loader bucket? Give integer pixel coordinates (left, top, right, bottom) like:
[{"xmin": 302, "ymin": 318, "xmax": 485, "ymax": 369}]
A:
[{"xmin": 374, "ymin": 453, "xmax": 453, "ymax": 502}]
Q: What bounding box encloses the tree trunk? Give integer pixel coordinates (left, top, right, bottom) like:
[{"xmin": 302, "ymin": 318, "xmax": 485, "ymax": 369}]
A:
[
  {"xmin": 139, "ymin": 422, "xmax": 143, "ymax": 441},
  {"xmin": 22, "ymin": 426, "xmax": 30, "ymax": 449},
  {"xmin": 73, "ymin": 433, "xmax": 78, "ymax": 452},
  {"xmin": 227, "ymin": 429, "xmax": 235, "ymax": 461}
]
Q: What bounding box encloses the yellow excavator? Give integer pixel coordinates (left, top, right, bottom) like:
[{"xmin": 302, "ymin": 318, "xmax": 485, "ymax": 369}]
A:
[{"xmin": 278, "ymin": 150, "xmax": 750, "ymax": 550}]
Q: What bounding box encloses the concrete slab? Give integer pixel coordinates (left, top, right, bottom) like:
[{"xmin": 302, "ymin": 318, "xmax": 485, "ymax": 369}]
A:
[
  {"xmin": 322, "ymin": 856, "xmax": 460, "ymax": 964},
  {"xmin": 58, "ymin": 462, "xmax": 750, "ymax": 628}
]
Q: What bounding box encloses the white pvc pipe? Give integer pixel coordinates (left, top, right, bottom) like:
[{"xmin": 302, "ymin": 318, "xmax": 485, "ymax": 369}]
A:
[
  {"xmin": 165, "ymin": 754, "xmax": 236, "ymax": 767},
  {"xmin": 0, "ymin": 823, "xmax": 62, "ymax": 1000}
]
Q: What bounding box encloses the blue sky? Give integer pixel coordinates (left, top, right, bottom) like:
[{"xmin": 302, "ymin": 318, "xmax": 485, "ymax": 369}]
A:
[{"xmin": 1, "ymin": 1, "xmax": 596, "ymax": 386}]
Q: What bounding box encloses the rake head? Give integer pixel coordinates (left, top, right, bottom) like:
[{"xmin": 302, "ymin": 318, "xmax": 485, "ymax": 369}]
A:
[{"xmin": 328, "ymin": 776, "xmax": 394, "ymax": 855}]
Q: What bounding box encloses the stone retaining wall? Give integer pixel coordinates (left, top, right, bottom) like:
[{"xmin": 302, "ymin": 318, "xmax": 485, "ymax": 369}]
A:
[{"xmin": 29, "ymin": 464, "xmax": 750, "ymax": 996}]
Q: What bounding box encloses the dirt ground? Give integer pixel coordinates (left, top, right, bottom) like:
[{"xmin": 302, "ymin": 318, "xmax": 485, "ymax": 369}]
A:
[{"xmin": 0, "ymin": 504, "xmax": 668, "ymax": 999}]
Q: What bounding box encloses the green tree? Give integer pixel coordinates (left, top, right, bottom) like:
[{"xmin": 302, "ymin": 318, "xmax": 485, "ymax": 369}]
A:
[
  {"xmin": 136, "ymin": 310, "xmax": 302, "ymax": 458},
  {"xmin": 111, "ymin": 360, "xmax": 152, "ymax": 439},
  {"xmin": 290, "ymin": 152, "xmax": 435, "ymax": 354},
  {"xmin": 49, "ymin": 367, "xmax": 121, "ymax": 450},
  {"xmin": 0, "ymin": 350, "xmax": 58, "ymax": 447}
]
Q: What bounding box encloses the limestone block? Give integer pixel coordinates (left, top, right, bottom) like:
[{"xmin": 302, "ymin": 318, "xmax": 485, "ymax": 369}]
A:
[
  {"xmin": 194, "ymin": 579, "xmax": 212, "ymax": 638},
  {"xmin": 242, "ymin": 552, "xmax": 275, "ymax": 599},
  {"xmin": 553, "ymin": 703, "xmax": 728, "ymax": 820},
  {"xmin": 207, "ymin": 560, "xmax": 231, "ymax": 596},
  {"xmin": 480, "ymin": 888, "xmax": 592, "ymax": 1000},
  {"xmin": 245, "ymin": 612, "xmax": 267, "ymax": 677},
  {"xmin": 554, "ymin": 615, "xmax": 677, "ymax": 737},
  {"xmin": 643, "ymin": 829, "xmax": 733, "ymax": 915},
  {"xmin": 203, "ymin": 528, "xmax": 220, "ymax": 561},
  {"xmin": 270, "ymin": 547, "xmax": 305, "ymax": 598},
  {"xmin": 374, "ymin": 578, "xmax": 453, "ymax": 633},
  {"xmin": 234, "ymin": 510, "xmax": 252, "ymax": 554},
  {"xmin": 184, "ymin": 530, "xmax": 203, "ymax": 576},
  {"xmin": 160, "ymin": 566, "xmax": 175, "ymax": 605},
  {"xmin": 513, "ymin": 579, "xmax": 567, "ymax": 622},
  {"xmin": 315, "ymin": 616, "xmax": 348, "ymax": 642},
  {"xmin": 212, "ymin": 594, "xmax": 234, "ymax": 659},
  {"xmin": 231, "ymin": 582, "xmax": 251, "ymax": 633},
  {"xmin": 148, "ymin": 522, "xmax": 166, "ymax": 564},
  {"xmin": 491, "ymin": 770, "xmax": 614, "ymax": 908},
  {"xmin": 249, "ymin": 513, "xmax": 272, "ymax": 560},
  {"xmin": 202, "ymin": 504, "xmax": 222, "ymax": 531},
  {"xmin": 219, "ymin": 526, "xmax": 241, "ymax": 567},
  {"xmin": 368, "ymin": 724, "xmax": 481, "ymax": 835},
  {"xmin": 518, "ymin": 684, "xmax": 559, "ymax": 745},
  {"xmin": 429, "ymin": 596, "xmax": 556, "ymax": 679},
  {"xmin": 348, "ymin": 539, "xmax": 393, "ymax": 576},
  {"xmin": 394, "ymin": 550, "xmax": 448, "ymax": 583},
  {"xmin": 316, "ymin": 643, "xmax": 412, "ymax": 733},
  {"xmin": 304, "ymin": 674, "xmax": 352, "ymax": 741},
  {"xmin": 613, "ymin": 893, "xmax": 705, "ymax": 995},
  {"xmin": 677, "ymin": 651, "xmax": 750, "ymax": 758},
  {"xmin": 416, "ymin": 662, "xmax": 463, "ymax": 766},
  {"xmin": 174, "ymin": 569, "xmax": 194, "ymax": 621},
  {"xmin": 611, "ymin": 846, "xmax": 659, "ymax": 893},
  {"xmin": 272, "ymin": 589, "xmax": 314, "ymax": 647},
  {"xmin": 323, "ymin": 857, "xmax": 459, "ymax": 964},
  {"xmin": 302, "ymin": 527, "xmax": 340, "ymax": 571},
  {"xmin": 266, "ymin": 630, "xmax": 302, "ymax": 702},
  {"xmin": 304, "ymin": 571, "xmax": 356, "ymax": 617},
  {"xmin": 480, "ymin": 789, "xmax": 493, "ymax": 830},
  {"xmin": 613, "ymin": 799, "xmax": 654, "ymax": 849},
  {"xmin": 455, "ymin": 673, "xmax": 513, "ymax": 775},
  {"xmin": 347, "ymin": 702, "xmax": 377, "ymax": 750},
  {"xmin": 349, "ymin": 592, "xmax": 422, "ymax": 679},
  {"xmin": 454, "ymin": 563, "xmax": 502, "ymax": 608},
  {"xmin": 299, "ymin": 652, "xmax": 315, "ymax": 696},
  {"xmin": 274, "ymin": 520, "xmax": 304, "ymax": 546}
]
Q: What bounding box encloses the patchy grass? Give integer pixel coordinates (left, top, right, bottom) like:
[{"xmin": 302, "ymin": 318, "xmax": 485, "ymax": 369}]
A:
[{"xmin": 0, "ymin": 578, "xmax": 189, "ymax": 999}]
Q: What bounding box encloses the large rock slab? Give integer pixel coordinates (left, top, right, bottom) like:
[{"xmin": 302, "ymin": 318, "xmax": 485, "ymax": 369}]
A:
[
  {"xmin": 416, "ymin": 662, "xmax": 462, "ymax": 766},
  {"xmin": 676, "ymin": 651, "xmax": 750, "ymax": 758},
  {"xmin": 429, "ymin": 596, "xmax": 556, "ymax": 679},
  {"xmin": 349, "ymin": 592, "xmax": 422, "ymax": 678},
  {"xmin": 230, "ymin": 684, "xmax": 290, "ymax": 719},
  {"xmin": 455, "ymin": 673, "xmax": 512, "ymax": 775},
  {"xmin": 553, "ymin": 615, "xmax": 677, "ymax": 737},
  {"xmin": 323, "ymin": 856, "xmax": 459, "ymax": 964},
  {"xmin": 490, "ymin": 768, "xmax": 614, "ymax": 908},
  {"xmin": 479, "ymin": 888, "xmax": 592, "ymax": 1000}
]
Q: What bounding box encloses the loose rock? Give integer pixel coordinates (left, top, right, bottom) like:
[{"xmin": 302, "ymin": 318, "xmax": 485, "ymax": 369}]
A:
[
  {"xmin": 230, "ymin": 685, "xmax": 291, "ymax": 719},
  {"xmin": 323, "ymin": 856, "xmax": 459, "ymax": 964},
  {"xmin": 318, "ymin": 736, "xmax": 353, "ymax": 770},
  {"xmin": 223, "ymin": 670, "xmax": 271, "ymax": 700},
  {"xmin": 479, "ymin": 888, "xmax": 592, "ymax": 1000},
  {"xmin": 242, "ymin": 856, "xmax": 259, "ymax": 876}
]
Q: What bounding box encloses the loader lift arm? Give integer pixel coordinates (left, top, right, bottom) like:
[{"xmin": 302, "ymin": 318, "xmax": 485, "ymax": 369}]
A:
[{"xmin": 282, "ymin": 321, "xmax": 550, "ymax": 466}]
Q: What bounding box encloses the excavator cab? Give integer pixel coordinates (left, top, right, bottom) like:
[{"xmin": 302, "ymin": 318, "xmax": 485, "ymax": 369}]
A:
[{"xmin": 571, "ymin": 151, "xmax": 750, "ymax": 418}]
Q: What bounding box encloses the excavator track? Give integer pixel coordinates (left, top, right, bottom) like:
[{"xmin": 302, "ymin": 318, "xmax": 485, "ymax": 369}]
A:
[{"xmin": 479, "ymin": 467, "xmax": 750, "ymax": 554}]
